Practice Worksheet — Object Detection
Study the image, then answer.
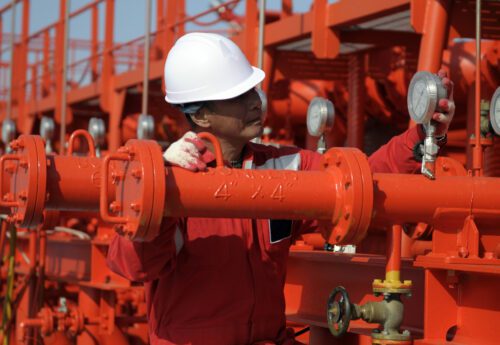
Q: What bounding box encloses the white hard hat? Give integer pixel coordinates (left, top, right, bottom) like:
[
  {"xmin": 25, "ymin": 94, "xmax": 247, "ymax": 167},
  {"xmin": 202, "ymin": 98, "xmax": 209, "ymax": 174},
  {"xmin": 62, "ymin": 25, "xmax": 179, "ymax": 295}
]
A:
[{"xmin": 164, "ymin": 32, "xmax": 265, "ymax": 104}]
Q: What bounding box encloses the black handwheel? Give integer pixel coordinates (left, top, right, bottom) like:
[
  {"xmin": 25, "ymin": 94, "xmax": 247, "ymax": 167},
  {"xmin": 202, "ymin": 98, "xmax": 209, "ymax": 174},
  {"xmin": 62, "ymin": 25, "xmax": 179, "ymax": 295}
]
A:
[{"xmin": 327, "ymin": 286, "xmax": 352, "ymax": 337}]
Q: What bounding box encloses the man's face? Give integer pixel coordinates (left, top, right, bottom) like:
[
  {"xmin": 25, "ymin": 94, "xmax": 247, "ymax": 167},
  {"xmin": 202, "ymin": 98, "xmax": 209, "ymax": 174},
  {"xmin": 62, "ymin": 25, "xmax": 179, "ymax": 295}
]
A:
[{"xmin": 202, "ymin": 88, "xmax": 263, "ymax": 142}]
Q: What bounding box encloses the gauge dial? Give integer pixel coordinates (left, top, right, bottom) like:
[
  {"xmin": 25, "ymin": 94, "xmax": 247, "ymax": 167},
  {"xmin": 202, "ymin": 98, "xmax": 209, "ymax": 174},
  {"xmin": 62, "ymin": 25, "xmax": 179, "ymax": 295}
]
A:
[
  {"xmin": 490, "ymin": 87, "xmax": 500, "ymax": 136},
  {"xmin": 88, "ymin": 117, "xmax": 106, "ymax": 146},
  {"xmin": 307, "ymin": 97, "xmax": 335, "ymax": 137},
  {"xmin": 407, "ymin": 71, "xmax": 447, "ymax": 124},
  {"xmin": 1, "ymin": 118, "xmax": 16, "ymax": 144}
]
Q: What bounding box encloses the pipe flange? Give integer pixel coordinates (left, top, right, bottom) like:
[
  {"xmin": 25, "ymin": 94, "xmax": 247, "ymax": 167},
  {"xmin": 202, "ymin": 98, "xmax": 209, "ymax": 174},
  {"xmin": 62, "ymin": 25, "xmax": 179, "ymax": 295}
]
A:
[
  {"xmin": 372, "ymin": 279, "xmax": 412, "ymax": 295},
  {"xmin": 372, "ymin": 331, "xmax": 412, "ymax": 344},
  {"xmin": 109, "ymin": 140, "xmax": 165, "ymax": 241},
  {"xmin": 144, "ymin": 140, "xmax": 166, "ymax": 241},
  {"xmin": 67, "ymin": 306, "xmax": 85, "ymax": 336},
  {"xmin": 38, "ymin": 307, "xmax": 55, "ymax": 337},
  {"xmin": 320, "ymin": 148, "xmax": 373, "ymax": 245},
  {"xmin": 2, "ymin": 135, "xmax": 47, "ymax": 228}
]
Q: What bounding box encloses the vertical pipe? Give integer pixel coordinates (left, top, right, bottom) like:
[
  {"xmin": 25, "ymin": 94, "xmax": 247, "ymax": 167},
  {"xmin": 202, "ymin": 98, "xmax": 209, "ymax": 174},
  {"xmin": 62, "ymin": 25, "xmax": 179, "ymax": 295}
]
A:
[
  {"xmin": 257, "ymin": 0, "xmax": 266, "ymax": 71},
  {"xmin": 177, "ymin": 0, "xmax": 185, "ymax": 37},
  {"xmin": 281, "ymin": 0, "xmax": 292, "ymax": 17},
  {"xmin": 42, "ymin": 30, "xmax": 50, "ymax": 96},
  {"xmin": 165, "ymin": 0, "xmax": 177, "ymax": 49},
  {"xmin": 155, "ymin": 0, "xmax": 165, "ymax": 56},
  {"xmin": 386, "ymin": 225, "xmax": 402, "ymax": 282},
  {"xmin": 416, "ymin": 0, "xmax": 450, "ymax": 72},
  {"xmin": 30, "ymin": 64, "xmax": 36, "ymax": 99},
  {"xmin": 142, "ymin": 0, "xmax": 151, "ymax": 116},
  {"xmin": 0, "ymin": 17, "xmax": 3, "ymax": 65},
  {"xmin": 91, "ymin": 4, "xmax": 98, "ymax": 81},
  {"xmin": 77, "ymin": 288, "xmax": 100, "ymax": 345},
  {"xmin": 245, "ymin": 0, "xmax": 257, "ymax": 62},
  {"xmin": 347, "ymin": 54, "xmax": 365, "ymax": 149},
  {"xmin": 472, "ymin": 0, "xmax": 483, "ymax": 176},
  {"xmin": 59, "ymin": 0, "xmax": 70, "ymax": 154},
  {"xmin": 6, "ymin": 0, "xmax": 16, "ymax": 120}
]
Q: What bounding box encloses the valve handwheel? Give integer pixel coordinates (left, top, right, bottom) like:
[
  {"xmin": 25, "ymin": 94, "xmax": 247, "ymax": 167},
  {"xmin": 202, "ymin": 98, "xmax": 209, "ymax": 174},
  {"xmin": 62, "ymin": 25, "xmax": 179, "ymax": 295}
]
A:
[{"xmin": 327, "ymin": 286, "xmax": 352, "ymax": 337}]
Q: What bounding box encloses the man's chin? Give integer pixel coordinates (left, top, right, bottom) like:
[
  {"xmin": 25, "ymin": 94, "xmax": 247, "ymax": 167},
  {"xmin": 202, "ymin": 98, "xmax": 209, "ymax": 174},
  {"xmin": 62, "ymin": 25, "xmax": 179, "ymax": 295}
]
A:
[{"xmin": 246, "ymin": 125, "xmax": 264, "ymax": 141}]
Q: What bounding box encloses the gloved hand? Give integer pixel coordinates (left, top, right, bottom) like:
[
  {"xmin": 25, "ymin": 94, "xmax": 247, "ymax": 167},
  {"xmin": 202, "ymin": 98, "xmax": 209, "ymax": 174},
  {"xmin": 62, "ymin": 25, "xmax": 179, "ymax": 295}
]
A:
[
  {"xmin": 431, "ymin": 69, "xmax": 455, "ymax": 137},
  {"xmin": 163, "ymin": 131, "xmax": 215, "ymax": 171}
]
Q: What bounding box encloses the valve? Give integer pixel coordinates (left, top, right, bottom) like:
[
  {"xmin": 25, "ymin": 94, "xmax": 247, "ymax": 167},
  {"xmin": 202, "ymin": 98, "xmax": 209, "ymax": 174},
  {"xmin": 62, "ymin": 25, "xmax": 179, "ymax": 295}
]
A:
[
  {"xmin": 40, "ymin": 116, "xmax": 55, "ymax": 154},
  {"xmin": 19, "ymin": 303, "xmax": 85, "ymax": 341},
  {"xmin": 88, "ymin": 117, "xmax": 106, "ymax": 157},
  {"xmin": 326, "ymin": 286, "xmax": 352, "ymax": 337},
  {"xmin": 307, "ymin": 97, "xmax": 335, "ymax": 154},
  {"xmin": 407, "ymin": 71, "xmax": 448, "ymax": 180},
  {"xmin": 327, "ymin": 286, "xmax": 411, "ymax": 344}
]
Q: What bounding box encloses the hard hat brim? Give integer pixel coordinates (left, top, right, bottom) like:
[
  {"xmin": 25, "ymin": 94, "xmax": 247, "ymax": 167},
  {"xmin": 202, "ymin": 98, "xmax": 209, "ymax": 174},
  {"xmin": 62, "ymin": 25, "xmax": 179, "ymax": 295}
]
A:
[{"xmin": 165, "ymin": 66, "xmax": 265, "ymax": 104}]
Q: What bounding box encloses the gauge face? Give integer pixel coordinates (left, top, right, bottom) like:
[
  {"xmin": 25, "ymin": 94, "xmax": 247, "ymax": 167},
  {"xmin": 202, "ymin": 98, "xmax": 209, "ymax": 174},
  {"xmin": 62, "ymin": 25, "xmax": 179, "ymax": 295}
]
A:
[
  {"xmin": 490, "ymin": 87, "xmax": 500, "ymax": 135},
  {"xmin": 407, "ymin": 71, "xmax": 441, "ymax": 124},
  {"xmin": 1, "ymin": 118, "xmax": 16, "ymax": 144},
  {"xmin": 307, "ymin": 97, "xmax": 335, "ymax": 137}
]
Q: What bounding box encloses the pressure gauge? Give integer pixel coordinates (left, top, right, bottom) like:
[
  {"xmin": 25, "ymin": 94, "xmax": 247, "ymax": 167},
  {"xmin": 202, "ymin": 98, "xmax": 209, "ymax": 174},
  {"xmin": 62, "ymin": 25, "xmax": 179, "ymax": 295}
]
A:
[
  {"xmin": 307, "ymin": 97, "xmax": 335, "ymax": 137},
  {"xmin": 39, "ymin": 117, "xmax": 55, "ymax": 141},
  {"xmin": 40, "ymin": 116, "xmax": 55, "ymax": 153},
  {"xmin": 407, "ymin": 71, "xmax": 447, "ymax": 124},
  {"xmin": 137, "ymin": 114, "xmax": 155, "ymax": 140},
  {"xmin": 490, "ymin": 87, "xmax": 500, "ymax": 136},
  {"xmin": 2, "ymin": 118, "xmax": 16, "ymax": 146},
  {"xmin": 88, "ymin": 117, "xmax": 106, "ymax": 147}
]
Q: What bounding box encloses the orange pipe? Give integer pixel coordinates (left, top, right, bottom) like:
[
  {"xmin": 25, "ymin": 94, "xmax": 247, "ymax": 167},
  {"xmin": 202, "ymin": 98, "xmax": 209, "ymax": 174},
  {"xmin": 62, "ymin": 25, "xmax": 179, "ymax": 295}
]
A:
[
  {"xmin": 372, "ymin": 173, "xmax": 500, "ymax": 225},
  {"xmin": 347, "ymin": 54, "xmax": 365, "ymax": 149},
  {"xmin": 45, "ymin": 155, "xmax": 112, "ymax": 212},
  {"xmin": 386, "ymin": 225, "xmax": 402, "ymax": 275},
  {"xmin": 67, "ymin": 129, "xmax": 96, "ymax": 157},
  {"xmin": 197, "ymin": 132, "xmax": 224, "ymax": 168},
  {"xmin": 164, "ymin": 168, "xmax": 337, "ymax": 220},
  {"xmin": 163, "ymin": 172, "xmax": 500, "ymax": 243},
  {"xmin": 416, "ymin": 0, "xmax": 451, "ymax": 72}
]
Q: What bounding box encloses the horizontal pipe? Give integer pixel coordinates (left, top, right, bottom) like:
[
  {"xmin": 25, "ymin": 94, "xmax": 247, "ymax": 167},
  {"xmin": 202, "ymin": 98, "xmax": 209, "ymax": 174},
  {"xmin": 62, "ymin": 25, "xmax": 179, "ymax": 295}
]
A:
[
  {"xmin": 373, "ymin": 173, "xmax": 500, "ymax": 224},
  {"xmin": 164, "ymin": 168, "xmax": 338, "ymax": 220},
  {"xmin": 46, "ymin": 155, "xmax": 113, "ymax": 212}
]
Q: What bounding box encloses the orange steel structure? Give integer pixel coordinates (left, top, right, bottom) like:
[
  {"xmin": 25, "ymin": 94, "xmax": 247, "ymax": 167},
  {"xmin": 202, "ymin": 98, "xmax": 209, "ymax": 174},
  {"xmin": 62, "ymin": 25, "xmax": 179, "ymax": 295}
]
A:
[{"xmin": 0, "ymin": 0, "xmax": 499, "ymax": 345}]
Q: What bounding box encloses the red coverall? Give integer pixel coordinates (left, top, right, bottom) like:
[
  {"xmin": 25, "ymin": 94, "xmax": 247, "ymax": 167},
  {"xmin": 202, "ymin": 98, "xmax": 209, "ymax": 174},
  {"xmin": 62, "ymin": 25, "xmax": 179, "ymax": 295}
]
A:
[{"xmin": 107, "ymin": 126, "xmax": 425, "ymax": 345}]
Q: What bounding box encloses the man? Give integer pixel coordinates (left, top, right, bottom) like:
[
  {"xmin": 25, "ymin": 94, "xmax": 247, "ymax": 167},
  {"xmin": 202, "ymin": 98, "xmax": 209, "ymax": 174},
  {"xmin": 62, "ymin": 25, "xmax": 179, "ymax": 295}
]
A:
[{"xmin": 107, "ymin": 33, "xmax": 454, "ymax": 345}]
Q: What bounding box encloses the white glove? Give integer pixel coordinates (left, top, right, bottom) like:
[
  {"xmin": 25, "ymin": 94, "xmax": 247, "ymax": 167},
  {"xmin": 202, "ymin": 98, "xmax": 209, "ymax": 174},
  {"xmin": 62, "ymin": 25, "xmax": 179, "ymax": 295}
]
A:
[
  {"xmin": 432, "ymin": 69, "xmax": 455, "ymax": 137},
  {"xmin": 163, "ymin": 131, "xmax": 215, "ymax": 171}
]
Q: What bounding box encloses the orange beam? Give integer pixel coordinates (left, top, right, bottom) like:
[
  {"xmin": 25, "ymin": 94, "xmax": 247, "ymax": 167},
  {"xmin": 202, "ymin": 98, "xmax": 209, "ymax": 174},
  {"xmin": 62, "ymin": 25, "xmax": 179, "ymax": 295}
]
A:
[{"xmin": 312, "ymin": 0, "xmax": 339, "ymax": 59}]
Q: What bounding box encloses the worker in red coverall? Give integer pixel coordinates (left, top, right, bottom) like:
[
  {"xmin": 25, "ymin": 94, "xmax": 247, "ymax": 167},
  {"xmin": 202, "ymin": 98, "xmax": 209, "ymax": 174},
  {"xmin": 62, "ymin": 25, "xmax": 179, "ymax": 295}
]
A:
[{"xmin": 107, "ymin": 33, "xmax": 455, "ymax": 345}]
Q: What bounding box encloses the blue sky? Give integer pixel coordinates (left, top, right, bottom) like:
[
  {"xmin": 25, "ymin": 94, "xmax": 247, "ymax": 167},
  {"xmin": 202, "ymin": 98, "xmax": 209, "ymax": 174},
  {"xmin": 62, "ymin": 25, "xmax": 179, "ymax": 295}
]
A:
[
  {"xmin": 0, "ymin": 0, "xmax": 340, "ymax": 89},
  {"xmin": 0, "ymin": 0, "xmax": 320, "ymax": 42}
]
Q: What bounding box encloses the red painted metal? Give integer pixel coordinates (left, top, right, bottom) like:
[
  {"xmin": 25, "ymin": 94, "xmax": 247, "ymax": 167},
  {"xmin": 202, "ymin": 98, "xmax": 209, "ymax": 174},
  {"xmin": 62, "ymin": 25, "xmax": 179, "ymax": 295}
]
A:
[{"xmin": 0, "ymin": 1, "xmax": 498, "ymax": 344}]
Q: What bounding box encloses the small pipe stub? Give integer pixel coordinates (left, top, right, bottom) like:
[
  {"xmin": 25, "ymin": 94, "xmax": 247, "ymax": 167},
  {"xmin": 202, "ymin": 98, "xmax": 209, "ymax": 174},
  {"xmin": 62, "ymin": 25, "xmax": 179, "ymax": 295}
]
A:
[{"xmin": 320, "ymin": 147, "xmax": 373, "ymax": 245}]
